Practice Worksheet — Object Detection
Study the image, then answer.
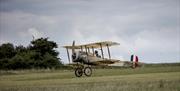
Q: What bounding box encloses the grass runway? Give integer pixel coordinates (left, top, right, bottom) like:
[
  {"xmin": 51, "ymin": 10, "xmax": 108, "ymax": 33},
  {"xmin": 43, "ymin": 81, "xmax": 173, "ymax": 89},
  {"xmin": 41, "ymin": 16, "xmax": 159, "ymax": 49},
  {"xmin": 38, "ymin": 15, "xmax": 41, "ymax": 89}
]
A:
[{"xmin": 0, "ymin": 65, "xmax": 180, "ymax": 91}]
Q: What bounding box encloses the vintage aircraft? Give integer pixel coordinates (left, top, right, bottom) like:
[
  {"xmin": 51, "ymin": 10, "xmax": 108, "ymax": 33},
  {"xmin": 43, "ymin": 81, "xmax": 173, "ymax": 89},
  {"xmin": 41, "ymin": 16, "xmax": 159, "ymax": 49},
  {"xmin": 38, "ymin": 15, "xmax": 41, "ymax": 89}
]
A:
[{"xmin": 63, "ymin": 41, "xmax": 139, "ymax": 77}]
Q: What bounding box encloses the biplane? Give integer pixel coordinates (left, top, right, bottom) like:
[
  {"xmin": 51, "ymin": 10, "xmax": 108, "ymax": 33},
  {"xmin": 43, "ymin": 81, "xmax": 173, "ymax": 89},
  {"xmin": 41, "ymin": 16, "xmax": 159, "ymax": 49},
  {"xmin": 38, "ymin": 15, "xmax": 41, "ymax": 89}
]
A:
[{"xmin": 63, "ymin": 41, "xmax": 139, "ymax": 77}]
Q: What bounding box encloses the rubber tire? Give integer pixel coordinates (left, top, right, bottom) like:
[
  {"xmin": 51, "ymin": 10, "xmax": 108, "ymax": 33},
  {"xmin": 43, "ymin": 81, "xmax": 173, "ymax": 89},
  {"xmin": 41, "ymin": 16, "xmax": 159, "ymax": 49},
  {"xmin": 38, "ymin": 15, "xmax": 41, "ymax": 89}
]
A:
[
  {"xmin": 75, "ymin": 68, "xmax": 83, "ymax": 77},
  {"xmin": 84, "ymin": 67, "xmax": 92, "ymax": 77}
]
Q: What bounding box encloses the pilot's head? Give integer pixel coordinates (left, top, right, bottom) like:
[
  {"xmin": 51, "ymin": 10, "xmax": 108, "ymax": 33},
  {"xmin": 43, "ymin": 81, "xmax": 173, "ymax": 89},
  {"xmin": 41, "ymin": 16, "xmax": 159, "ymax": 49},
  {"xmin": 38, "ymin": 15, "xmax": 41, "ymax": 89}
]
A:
[{"xmin": 95, "ymin": 50, "xmax": 98, "ymax": 54}]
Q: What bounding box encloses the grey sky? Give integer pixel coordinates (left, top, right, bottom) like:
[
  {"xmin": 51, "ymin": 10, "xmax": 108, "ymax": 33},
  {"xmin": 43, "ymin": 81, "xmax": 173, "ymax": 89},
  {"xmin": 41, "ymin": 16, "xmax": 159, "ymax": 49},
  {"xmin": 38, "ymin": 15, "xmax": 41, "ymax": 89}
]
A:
[{"xmin": 0, "ymin": 0, "xmax": 179, "ymax": 63}]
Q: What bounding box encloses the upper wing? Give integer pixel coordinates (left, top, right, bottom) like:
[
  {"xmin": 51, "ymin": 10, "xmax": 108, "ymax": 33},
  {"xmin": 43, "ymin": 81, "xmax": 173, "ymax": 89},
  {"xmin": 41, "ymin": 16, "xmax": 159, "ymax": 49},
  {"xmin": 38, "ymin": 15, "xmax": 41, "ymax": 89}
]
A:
[{"xmin": 63, "ymin": 41, "xmax": 120, "ymax": 49}]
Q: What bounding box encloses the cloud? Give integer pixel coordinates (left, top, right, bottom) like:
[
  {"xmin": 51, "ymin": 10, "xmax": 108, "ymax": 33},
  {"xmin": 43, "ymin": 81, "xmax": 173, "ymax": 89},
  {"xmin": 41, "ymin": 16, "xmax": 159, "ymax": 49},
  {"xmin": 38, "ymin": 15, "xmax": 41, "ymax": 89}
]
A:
[
  {"xmin": 135, "ymin": 29, "xmax": 179, "ymax": 53},
  {"xmin": 28, "ymin": 28, "xmax": 44, "ymax": 39},
  {"xmin": 0, "ymin": 0, "xmax": 179, "ymax": 63}
]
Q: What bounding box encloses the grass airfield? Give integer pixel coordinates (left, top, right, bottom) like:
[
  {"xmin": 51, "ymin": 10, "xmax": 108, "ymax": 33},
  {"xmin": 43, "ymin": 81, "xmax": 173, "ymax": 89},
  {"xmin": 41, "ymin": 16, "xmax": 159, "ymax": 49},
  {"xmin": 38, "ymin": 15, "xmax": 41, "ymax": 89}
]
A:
[{"xmin": 0, "ymin": 64, "xmax": 180, "ymax": 91}]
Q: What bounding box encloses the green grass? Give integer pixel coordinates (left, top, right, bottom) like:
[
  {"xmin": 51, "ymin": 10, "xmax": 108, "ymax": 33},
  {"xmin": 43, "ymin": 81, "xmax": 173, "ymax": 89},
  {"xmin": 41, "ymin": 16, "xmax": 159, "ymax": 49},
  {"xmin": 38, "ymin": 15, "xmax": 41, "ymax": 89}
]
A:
[{"xmin": 0, "ymin": 65, "xmax": 180, "ymax": 91}]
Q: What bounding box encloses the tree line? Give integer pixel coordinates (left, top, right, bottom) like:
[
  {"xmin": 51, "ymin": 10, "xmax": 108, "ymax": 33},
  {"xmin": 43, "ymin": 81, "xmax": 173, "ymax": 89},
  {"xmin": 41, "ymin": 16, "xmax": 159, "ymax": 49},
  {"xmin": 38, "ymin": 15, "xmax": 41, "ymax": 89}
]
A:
[{"xmin": 0, "ymin": 38, "xmax": 63, "ymax": 70}]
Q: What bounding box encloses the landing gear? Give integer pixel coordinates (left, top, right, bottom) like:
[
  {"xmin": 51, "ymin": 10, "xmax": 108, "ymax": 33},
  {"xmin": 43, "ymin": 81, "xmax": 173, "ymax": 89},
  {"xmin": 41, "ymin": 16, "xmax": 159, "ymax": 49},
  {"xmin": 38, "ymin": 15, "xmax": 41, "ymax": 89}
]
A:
[
  {"xmin": 84, "ymin": 67, "xmax": 92, "ymax": 76},
  {"xmin": 75, "ymin": 68, "xmax": 83, "ymax": 77},
  {"xmin": 74, "ymin": 66, "xmax": 92, "ymax": 77}
]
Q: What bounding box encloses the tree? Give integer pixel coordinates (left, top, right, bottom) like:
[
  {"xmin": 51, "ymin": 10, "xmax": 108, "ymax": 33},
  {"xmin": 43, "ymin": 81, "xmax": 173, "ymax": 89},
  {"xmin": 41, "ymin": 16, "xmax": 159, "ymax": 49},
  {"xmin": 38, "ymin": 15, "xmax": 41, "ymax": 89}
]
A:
[
  {"xmin": 9, "ymin": 55, "xmax": 28, "ymax": 69},
  {"xmin": 29, "ymin": 37, "xmax": 61, "ymax": 68},
  {"xmin": 16, "ymin": 45, "xmax": 27, "ymax": 54},
  {"xmin": 0, "ymin": 58, "xmax": 10, "ymax": 69},
  {"xmin": 0, "ymin": 43, "xmax": 16, "ymax": 59},
  {"xmin": 43, "ymin": 53, "xmax": 61, "ymax": 68},
  {"xmin": 30, "ymin": 38, "xmax": 59, "ymax": 57},
  {"xmin": 0, "ymin": 37, "xmax": 62, "ymax": 69}
]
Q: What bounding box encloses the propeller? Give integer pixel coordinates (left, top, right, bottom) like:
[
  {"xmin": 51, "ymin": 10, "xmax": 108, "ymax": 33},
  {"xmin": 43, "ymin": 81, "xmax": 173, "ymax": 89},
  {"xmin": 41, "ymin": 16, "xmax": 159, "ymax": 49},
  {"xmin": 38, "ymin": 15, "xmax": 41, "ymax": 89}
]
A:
[
  {"xmin": 72, "ymin": 40, "xmax": 76, "ymax": 62},
  {"xmin": 72, "ymin": 40, "xmax": 75, "ymax": 54}
]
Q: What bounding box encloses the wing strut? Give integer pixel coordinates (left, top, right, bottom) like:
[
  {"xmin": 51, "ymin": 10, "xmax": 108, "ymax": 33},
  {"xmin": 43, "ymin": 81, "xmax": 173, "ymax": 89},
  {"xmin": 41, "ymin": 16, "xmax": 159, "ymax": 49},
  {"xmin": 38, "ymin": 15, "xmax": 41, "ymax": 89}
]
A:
[
  {"xmin": 100, "ymin": 43, "xmax": 104, "ymax": 59},
  {"xmin": 92, "ymin": 46, "xmax": 94, "ymax": 56},
  {"xmin": 85, "ymin": 45, "xmax": 88, "ymax": 55},
  {"xmin": 66, "ymin": 48, "xmax": 70, "ymax": 64},
  {"xmin": 81, "ymin": 46, "xmax": 83, "ymax": 51},
  {"xmin": 106, "ymin": 44, "xmax": 111, "ymax": 59}
]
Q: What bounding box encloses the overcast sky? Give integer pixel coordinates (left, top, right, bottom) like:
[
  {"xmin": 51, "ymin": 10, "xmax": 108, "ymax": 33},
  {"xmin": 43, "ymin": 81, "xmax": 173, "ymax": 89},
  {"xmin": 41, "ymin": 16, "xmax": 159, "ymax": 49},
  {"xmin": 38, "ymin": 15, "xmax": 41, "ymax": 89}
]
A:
[{"xmin": 0, "ymin": 0, "xmax": 179, "ymax": 63}]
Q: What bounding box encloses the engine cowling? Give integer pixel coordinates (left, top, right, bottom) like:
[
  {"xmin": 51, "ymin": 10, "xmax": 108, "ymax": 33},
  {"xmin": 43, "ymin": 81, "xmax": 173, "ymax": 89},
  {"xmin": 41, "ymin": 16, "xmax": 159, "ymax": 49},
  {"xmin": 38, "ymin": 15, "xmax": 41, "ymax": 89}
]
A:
[{"xmin": 72, "ymin": 51, "xmax": 89, "ymax": 63}]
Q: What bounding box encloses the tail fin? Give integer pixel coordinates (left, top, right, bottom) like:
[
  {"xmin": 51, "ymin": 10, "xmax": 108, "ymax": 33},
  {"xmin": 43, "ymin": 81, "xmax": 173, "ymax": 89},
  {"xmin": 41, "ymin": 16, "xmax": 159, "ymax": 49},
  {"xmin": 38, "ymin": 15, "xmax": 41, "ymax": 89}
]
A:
[{"xmin": 131, "ymin": 55, "xmax": 139, "ymax": 68}]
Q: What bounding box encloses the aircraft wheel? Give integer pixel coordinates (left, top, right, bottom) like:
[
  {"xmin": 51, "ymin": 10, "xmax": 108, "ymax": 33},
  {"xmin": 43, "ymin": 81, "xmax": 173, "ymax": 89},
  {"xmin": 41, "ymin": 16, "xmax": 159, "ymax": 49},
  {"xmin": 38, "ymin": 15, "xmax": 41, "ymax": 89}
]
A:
[
  {"xmin": 84, "ymin": 67, "xmax": 92, "ymax": 77},
  {"xmin": 75, "ymin": 68, "xmax": 83, "ymax": 77}
]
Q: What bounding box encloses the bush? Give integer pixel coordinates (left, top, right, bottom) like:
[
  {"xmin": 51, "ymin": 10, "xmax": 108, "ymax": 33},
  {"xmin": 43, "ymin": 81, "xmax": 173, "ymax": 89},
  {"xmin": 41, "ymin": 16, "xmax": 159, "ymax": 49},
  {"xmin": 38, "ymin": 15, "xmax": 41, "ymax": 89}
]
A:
[
  {"xmin": 0, "ymin": 37, "xmax": 63, "ymax": 70},
  {"xmin": 0, "ymin": 58, "xmax": 10, "ymax": 69},
  {"xmin": 9, "ymin": 55, "xmax": 29, "ymax": 69}
]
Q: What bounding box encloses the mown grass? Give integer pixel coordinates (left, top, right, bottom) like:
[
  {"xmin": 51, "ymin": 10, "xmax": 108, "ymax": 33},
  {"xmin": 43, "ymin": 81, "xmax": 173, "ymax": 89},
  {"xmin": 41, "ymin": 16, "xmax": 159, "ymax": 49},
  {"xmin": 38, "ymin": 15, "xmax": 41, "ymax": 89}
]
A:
[{"xmin": 0, "ymin": 64, "xmax": 180, "ymax": 91}]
